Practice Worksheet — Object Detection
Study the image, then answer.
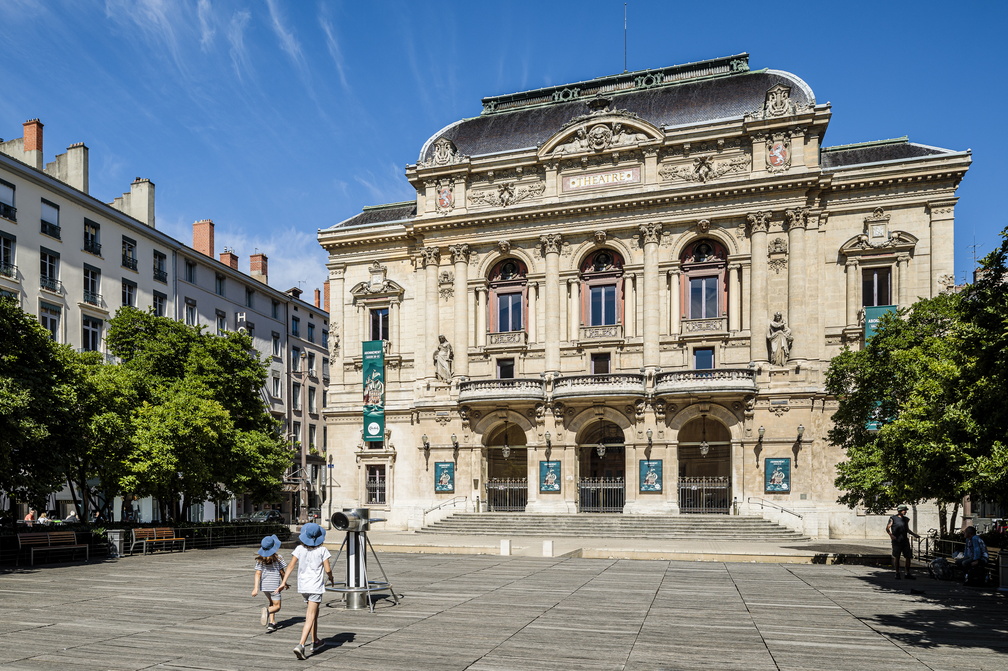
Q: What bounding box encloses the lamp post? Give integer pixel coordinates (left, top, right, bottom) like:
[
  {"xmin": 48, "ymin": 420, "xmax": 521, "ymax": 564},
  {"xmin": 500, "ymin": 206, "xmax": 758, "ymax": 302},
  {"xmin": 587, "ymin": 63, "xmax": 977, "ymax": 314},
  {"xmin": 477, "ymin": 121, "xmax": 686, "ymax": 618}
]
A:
[{"xmin": 298, "ymin": 351, "xmax": 308, "ymax": 524}]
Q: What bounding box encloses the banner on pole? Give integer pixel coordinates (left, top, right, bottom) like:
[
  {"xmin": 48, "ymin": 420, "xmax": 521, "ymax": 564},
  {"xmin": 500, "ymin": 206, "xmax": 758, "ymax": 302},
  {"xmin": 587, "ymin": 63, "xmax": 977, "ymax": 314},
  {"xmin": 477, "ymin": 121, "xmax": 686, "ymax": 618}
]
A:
[{"xmin": 362, "ymin": 340, "xmax": 385, "ymax": 442}]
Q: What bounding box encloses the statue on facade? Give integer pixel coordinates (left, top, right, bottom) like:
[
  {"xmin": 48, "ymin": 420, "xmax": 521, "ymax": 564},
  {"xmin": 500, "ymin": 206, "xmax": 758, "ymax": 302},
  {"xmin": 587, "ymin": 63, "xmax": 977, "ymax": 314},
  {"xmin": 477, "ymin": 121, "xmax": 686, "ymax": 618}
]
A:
[
  {"xmin": 767, "ymin": 312, "xmax": 793, "ymax": 366},
  {"xmin": 433, "ymin": 334, "xmax": 453, "ymax": 382}
]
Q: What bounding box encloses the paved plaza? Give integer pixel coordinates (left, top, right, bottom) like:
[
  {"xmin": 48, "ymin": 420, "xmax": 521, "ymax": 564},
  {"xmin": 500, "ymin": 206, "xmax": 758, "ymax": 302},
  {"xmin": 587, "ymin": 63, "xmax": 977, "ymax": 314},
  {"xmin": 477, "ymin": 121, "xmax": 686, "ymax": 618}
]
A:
[{"xmin": 0, "ymin": 546, "xmax": 1005, "ymax": 670}]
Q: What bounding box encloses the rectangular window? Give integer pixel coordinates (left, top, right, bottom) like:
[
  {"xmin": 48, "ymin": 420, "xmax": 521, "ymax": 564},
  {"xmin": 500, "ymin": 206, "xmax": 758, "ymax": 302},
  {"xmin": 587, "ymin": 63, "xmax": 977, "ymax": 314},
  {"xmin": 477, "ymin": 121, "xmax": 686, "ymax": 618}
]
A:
[
  {"xmin": 40, "ymin": 248, "xmax": 60, "ymax": 293},
  {"xmin": 497, "ymin": 293, "xmax": 523, "ymax": 332},
  {"xmin": 122, "ymin": 236, "xmax": 138, "ymax": 270},
  {"xmin": 82, "ymin": 315, "xmax": 103, "ymax": 352},
  {"xmin": 122, "ymin": 279, "xmax": 137, "ymax": 307},
  {"xmin": 272, "ymin": 300, "xmax": 280, "ymax": 319},
  {"xmin": 291, "ymin": 316, "xmax": 300, "ymax": 337},
  {"xmin": 215, "ymin": 273, "xmax": 225, "ymax": 296},
  {"xmin": 591, "ymin": 352, "xmax": 611, "ymax": 375},
  {"xmin": 40, "ymin": 302, "xmax": 60, "ymax": 340},
  {"xmin": 307, "ymin": 352, "xmax": 316, "ymax": 375},
  {"xmin": 245, "ymin": 286, "xmax": 254, "ymax": 308},
  {"xmin": 0, "ymin": 179, "xmax": 15, "ymax": 221},
  {"xmin": 309, "ymin": 424, "xmax": 317, "ymax": 449},
  {"xmin": 292, "ymin": 382, "xmax": 302, "ymax": 410},
  {"xmin": 272, "ymin": 332, "xmax": 281, "ymax": 357},
  {"xmin": 370, "ymin": 307, "xmax": 389, "ymax": 340},
  {"xmin": 308, "ymin": 387, "xmax": 317, "ymax": 413},
  {"xmin": 185, "ymin": 299, "xmax": 197, "ymax": 326},
  {"xmin": 694, "ymin": 347, "xmax": 715, "ymax": 370},
  {"xmin": 322, "ymin": 329, "xmax": 329, "ymax": 348},
  {"xmin": 366, "ymin": 465, "xmax": 387, "ymax": 505},
  {"xmin": 185, "ymin": 259, "xmax": 196, "ymax": 283},
  {"xmin": 40, "ymin": 199, "xmax": 60, "ymax": 239},
  {"xmin": 862, "ymin": 267, "xmax": 892, "ymax": 307},
  {"xmin": 292, "ymin": 421, "xmax": 301, "ymax": 443},
  {"xmin": 292, "ymin": 346, "xmax": 301, "ymax": 370},
  {"xmin": 307, "ymin": 323, "xmax": 315, "ymax": 343},
  {"xmin": 83, "ymin": 265, "xmax": 101, "ymax": 305},
  {"xmin": 83, "ymin": 220, "xmax": 101, "ymax": 255},
  {"xmin": 589, "ymin": 285, "xmax": 617, "ymax": 326},
  {"xmin": 272, "ymin": 376, "xmax": 281, "ymax": 398},
  {"xmin": 689, "ymin": 276, "xmax": 719, "ymax": 319},
  {"xmin": 152, "ymin": 291, "xmax": 167, "ymax": 317},
  {"xmin": 216, "ymin": 310, "xmax": 227, "ymax": 335},
  {"xmin": 322, "ymin": 357, "xmax": 330, "ymax": 379},
  {"xmin": 497, "ymin": 358, "xmax": 515, "ymax": 379},
  {"xmin": 153, "ymin": 251, "xmax": 167, "ymax": 283},
  {"xmin": 1, "ymin": 233, "xmax": 16, "ymax": 278}
]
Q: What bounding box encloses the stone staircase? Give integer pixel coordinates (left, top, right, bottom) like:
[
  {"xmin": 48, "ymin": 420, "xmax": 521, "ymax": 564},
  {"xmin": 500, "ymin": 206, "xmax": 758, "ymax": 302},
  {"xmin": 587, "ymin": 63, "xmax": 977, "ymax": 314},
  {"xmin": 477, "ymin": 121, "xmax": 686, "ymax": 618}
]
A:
[{"xmin": 419, "ymin": 513, "xmax": 808, "ymax": 541}]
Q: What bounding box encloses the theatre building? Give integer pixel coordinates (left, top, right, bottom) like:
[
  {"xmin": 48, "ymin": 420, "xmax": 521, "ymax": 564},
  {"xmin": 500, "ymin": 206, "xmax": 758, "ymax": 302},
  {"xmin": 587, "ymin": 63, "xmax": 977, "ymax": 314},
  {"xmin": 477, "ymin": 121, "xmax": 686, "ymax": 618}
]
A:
[{"xmin": 318, "ymin": 54, "xmax": 969, "ymax": 538}]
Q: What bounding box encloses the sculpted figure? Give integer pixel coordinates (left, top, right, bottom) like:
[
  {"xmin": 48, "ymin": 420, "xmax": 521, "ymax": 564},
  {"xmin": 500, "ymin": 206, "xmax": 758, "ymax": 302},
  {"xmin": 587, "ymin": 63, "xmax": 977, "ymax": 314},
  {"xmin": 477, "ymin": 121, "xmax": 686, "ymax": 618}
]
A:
[
  {"xmin": 433, "ymin": 334, "xmax": 453, "ymax": 382},
  {"xmin": 767, "ymin": 312, "xmax": 793, "ymax": 366}
]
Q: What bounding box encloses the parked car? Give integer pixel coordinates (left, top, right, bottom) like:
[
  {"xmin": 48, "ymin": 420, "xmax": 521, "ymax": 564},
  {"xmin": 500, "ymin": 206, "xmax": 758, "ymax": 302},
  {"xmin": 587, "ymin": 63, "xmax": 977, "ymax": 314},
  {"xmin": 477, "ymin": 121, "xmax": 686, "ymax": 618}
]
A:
[
  {"xmin": 246, "ymin": 510, "xmax": 286, "ymax": 524},
  {"xmin": 306, "ymin": 508, "xmax": 321, "ymax": 523}
]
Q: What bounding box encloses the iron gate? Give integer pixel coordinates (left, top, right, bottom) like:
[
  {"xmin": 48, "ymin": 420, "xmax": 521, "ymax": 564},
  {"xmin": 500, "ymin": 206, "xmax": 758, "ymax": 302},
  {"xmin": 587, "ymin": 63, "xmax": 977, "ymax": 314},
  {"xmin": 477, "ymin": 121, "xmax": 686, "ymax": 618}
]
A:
[
  {"xmin": 677, "ymin": 476, "xmax": 730, "ymax": 513},
  {"xmin": 578, "ymin": 477, "xmax": 625, "ymax": 513},
  {"xmin": 486, "ymin": 478, "xmax": 528, "ymax": 512}
]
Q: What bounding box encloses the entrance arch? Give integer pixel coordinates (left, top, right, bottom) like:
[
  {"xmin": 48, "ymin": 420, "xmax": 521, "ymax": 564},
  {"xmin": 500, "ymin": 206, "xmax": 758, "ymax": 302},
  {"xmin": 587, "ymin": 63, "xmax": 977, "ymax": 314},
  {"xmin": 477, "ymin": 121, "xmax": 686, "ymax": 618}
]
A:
[
  {"xmin": 677, "ymin": 415, "xmax": 731, "ymax": 513},
  {"xmin": 576, "ymin": 419, "xmax": 625, "ymax": 513},
  {"xmin": 486, "ymin": 421, "xmax": 527, "ymax": 511}
]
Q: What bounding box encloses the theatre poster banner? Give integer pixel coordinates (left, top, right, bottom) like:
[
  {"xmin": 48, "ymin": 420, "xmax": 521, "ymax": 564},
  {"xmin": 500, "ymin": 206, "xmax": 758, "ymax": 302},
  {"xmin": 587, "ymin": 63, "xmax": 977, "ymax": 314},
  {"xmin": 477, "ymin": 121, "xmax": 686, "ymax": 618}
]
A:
[
  {"xmin": 639, "ymin": 460, "xmax": 662, "ymax": 492},
  {"xmin": 362, "ymin": 340, "xmax": 385, "ymax": 443},
  {"xmin": 539, "ymin": 461, "xmax": 561, "ymax": 492},
  {"xmin": 764, "ymin": 458, "xmax": 791, "ymax": 494},
  {"xmin": 434, "ymin": 462, "xmax": 454, "ymax": 493}
]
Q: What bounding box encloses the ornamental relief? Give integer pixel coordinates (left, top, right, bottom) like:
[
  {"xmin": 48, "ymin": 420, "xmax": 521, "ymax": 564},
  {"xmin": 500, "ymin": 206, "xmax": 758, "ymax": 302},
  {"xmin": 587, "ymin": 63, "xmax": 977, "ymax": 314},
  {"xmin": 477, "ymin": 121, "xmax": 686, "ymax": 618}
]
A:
[
  {"xmin": 435, "ymin": 180, "xmax": 455, "ymax": 214},
  {"xmin": 658, "ymin": 153, "xmax": 751, "ymax": 183},
  {"xmin": 467, "ymin": 180, "xmax": 545, "ymax": 208},
  {"xmin": 664, "ymin": 137, "xmax": 743, "ymax": 158},
  {"xmin": 766, "ymin": 133, "xmax": 792, "ymax": 173},
  {"xmin": 419, "ymin": 137, "xmax": 468, "ymax": 168}
]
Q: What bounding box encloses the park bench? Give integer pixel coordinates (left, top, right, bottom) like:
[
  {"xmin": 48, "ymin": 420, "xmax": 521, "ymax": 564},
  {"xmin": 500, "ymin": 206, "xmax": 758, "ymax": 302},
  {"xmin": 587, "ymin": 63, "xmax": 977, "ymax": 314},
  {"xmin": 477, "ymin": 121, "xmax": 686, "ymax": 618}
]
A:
[
  {"xmin": 129, "ymin": 527, "xmax": 186, "ymax": 555},
  {"xmin": 17, "ymin": 531, "xmax": 89, "ymax": 566}
]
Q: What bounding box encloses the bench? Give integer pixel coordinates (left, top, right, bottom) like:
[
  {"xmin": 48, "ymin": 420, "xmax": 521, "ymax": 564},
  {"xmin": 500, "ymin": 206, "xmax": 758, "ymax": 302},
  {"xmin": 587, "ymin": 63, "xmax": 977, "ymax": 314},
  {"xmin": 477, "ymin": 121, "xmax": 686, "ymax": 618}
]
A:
[
  {"xmin": 130, "ymin": 527, "xmax": 186, "ymax": 555},
  {"xmin": 17, "ymin": 531, "xmax": 89, "ymax": 566}
]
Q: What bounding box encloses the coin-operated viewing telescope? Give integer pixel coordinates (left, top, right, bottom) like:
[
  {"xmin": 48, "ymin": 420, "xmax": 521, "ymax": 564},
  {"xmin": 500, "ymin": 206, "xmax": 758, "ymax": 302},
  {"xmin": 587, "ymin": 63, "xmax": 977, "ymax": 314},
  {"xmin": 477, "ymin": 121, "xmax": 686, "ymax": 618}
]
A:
[{"xmin": 326, "ymin": 507, "xmax": 398, "ymax": 611}]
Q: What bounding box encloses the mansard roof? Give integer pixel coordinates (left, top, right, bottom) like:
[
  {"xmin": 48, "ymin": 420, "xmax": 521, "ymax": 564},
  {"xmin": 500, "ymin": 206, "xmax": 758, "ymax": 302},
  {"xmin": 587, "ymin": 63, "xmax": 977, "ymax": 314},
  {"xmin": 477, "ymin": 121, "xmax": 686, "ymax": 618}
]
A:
[
  {"xmin": 330, "ymin": 201, "xmax": 416, "ymax": 230},
  {"xmin": 417, "ymin": 54, "xmax": 816, "ymax": 163},
  {"xmin": 821, "ymin": 137, "xmax": 957, "ymax": 169}
]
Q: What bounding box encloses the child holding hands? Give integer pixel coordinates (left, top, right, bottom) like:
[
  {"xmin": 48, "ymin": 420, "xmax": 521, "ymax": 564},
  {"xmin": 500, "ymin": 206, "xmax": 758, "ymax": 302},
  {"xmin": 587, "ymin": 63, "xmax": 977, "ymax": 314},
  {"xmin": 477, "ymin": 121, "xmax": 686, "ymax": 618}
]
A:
[
  {"xmin": 251, "ymin": 534, "xmax": 287, "ymax": 632},
  {"xmin": 278, "ymin": 523, "xmax": 333, "ymax": 660}
]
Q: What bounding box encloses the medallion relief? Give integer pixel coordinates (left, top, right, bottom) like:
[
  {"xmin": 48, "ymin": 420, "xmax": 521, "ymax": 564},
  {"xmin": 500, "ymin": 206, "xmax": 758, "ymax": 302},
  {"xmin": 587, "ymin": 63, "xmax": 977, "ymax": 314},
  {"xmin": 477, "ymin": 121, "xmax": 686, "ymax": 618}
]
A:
[{"xmin": 467, "ymin": 180, "xmax": 545, "ymax": 208}]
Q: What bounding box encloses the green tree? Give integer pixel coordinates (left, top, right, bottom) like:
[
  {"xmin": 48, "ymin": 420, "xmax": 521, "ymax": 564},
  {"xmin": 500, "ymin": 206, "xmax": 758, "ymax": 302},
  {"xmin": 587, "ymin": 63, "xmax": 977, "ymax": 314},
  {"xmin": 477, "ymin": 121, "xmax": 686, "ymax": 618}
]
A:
[{"xmin": 0, "ymin": 298, "xmax": 76, "ymax": 520}]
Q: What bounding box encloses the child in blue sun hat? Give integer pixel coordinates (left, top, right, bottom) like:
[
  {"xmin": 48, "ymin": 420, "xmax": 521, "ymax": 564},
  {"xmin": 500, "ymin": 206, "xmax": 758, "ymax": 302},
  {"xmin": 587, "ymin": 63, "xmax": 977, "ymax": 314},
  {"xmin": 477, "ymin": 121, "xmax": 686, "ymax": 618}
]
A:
[
  {"xmin": 252, "ymin": 534, "xmax": 287, "ymax": 632},
  {"xmin": 279, "ymin": 523, "xmax": 333, "ymax": 659}
]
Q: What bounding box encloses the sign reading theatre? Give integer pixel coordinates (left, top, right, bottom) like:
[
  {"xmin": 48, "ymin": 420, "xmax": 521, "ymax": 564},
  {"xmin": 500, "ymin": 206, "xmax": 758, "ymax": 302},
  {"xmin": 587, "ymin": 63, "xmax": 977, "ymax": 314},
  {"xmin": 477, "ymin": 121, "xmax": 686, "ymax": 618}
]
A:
[{"xmin": 563, "ymin": 166, "xmax": 641, "ymax": 193}]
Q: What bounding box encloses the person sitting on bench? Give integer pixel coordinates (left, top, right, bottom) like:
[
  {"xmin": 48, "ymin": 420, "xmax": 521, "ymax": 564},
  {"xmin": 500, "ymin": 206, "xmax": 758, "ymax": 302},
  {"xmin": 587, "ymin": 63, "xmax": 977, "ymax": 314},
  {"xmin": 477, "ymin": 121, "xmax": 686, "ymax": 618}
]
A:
[{"xmin": 957, "ymin": 526, "xmax": 988, "ymax": 585}]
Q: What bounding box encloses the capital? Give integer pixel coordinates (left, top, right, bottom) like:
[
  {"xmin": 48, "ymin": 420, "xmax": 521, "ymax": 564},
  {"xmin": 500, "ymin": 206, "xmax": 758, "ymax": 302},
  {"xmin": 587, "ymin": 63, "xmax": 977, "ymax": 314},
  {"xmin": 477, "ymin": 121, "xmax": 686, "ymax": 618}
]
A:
[
  {"xmin": 420, "ymin": 246, "xmax": 441, "ymax": 266},
  {"xmin": 639, "ymin": 222, "xmax": 663, "ymax": 246},
  {"xmin": 747, "ymin": 211, "xmax": 771, "ymax": 234},
  {"xmin": 785, "ymin": 207, "xmax": 809, "ymax": 231},
  {"xmin": 540, "ymin": 233, "xmax": 563, "ymax": 255},
  {"xmin": 449, "ymin": 243, "xmax": 470, "ymax": 264}
]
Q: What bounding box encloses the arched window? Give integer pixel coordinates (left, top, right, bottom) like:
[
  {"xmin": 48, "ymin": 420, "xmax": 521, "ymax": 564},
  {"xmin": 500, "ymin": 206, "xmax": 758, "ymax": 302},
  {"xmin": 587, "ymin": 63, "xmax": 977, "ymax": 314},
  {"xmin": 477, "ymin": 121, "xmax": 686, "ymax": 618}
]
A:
[
  {"xmin": 680, "ymin": 239, "xmax": 727, "ymax": 321},
  {"xmin": 488, "ymin": 258, "xmax": 528, "ymax": 333},
  {"xmin": 580, "ymin": 249, "xmax": 624, "ymax": 326}
]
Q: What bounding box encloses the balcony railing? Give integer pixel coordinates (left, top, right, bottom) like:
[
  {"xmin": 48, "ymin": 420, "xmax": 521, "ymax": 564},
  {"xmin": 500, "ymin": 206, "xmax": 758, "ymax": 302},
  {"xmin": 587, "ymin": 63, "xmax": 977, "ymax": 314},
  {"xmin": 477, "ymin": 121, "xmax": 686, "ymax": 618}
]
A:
[
  {"xmin": 579, "ymin": 324, "xmax": 624, "ymax": 341},
  {"xmin": 681, "ymin": 317, "xmax": 727, "ymax": 334},
  {"xmin": 153, "ymin": 269, "xmax": 168, "ymax": 283},
  {"xmin": 552, "ymin": 373, "xmax": 646, "ymax": 400},
  {"xmin": 0, "ymin": 202, "xmax": 16, "ymax": 221},
  {"xmin": 84, "ymin": 239, "xmax": 102, "ymax": 255},
  {"xmin": 654, "ymin": 368, "xmax": 757, "ymax": 397},
  {"xmin": 41, "ymin": 220, "xmax": 61, "ymax": 239},
  {"xmin": 0, "ymin": 262, "xmax": 16, "ymax": 278},
  {"xmin": 40, "ymin": 276, "xmax": 62, "ymax": 293},
  {"xmin": 122, "ymin": 255, "xmax": 138, "ymax": 271},
  {"xmin": 83, "ymin": 290, "xmax": 102, "ymax": 306},
  {"xmin": 487, "ymin": 330, "xmax": 527, "ymax": 347},
  {"xmin": 457, "ymin": 377, "xmax": 545, "ymax": 404}
]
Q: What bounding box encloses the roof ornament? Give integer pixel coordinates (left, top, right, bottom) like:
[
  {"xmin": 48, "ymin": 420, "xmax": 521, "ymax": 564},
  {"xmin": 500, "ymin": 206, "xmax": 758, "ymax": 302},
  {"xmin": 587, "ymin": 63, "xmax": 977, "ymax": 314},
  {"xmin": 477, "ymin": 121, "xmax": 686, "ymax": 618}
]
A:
[{"xmin": 419, "ymin": 137, "xmax": 467, "ymax": 169}]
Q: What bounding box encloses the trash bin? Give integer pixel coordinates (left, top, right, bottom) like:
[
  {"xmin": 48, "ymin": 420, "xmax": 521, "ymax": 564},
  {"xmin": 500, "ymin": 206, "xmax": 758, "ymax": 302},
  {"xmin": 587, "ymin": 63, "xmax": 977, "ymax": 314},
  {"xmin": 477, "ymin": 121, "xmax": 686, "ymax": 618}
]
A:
[{"xmin": 106, "ymin": 529, "xmax": 124, "ymax": 558}]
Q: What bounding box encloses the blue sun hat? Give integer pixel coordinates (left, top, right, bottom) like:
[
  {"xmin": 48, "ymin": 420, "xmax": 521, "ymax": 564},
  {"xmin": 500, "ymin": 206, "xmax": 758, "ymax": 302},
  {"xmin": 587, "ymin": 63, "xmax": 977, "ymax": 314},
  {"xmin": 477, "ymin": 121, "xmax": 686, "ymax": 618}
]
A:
[
  {"xmin": 299, "ymin": 522, "xmax": 326, "ymax": 547},
  {"xmin": 258, "ymin": 534, "xmax": 281, "ymax": 557}
]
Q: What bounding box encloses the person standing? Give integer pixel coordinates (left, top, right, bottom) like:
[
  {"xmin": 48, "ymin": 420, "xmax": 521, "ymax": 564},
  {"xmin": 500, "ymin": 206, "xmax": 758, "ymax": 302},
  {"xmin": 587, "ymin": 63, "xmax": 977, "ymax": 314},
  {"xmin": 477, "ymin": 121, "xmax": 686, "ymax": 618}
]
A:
[
  {"xmin": 886, "ymin": 504, "xmax": 921, "ymax": 579},
  {"xmin": 24, "ymin": 508, "xmax": 36, "ymax": 527},
  {"xmin": 957, "ymin": 526, "xmax": 989, "ymax": 585},
  {"xmin": 278, "ymin": 523, "xmax": 333, "ymax": 660},
  {"xmin": 251, "ymin": 535, "xmax": 287, "ymax": 632}
]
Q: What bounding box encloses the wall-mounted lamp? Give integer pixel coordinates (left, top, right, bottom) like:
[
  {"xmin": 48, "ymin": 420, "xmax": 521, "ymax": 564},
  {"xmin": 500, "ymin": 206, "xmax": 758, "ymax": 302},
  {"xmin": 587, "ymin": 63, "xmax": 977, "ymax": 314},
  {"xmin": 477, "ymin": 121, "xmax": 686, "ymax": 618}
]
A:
[
  {"xmin": 421, "ymin": 433, "xmax": 430, "ymax": 470},
  {"xmin": 451, "ymin": 433, "xmax": 459, "ymax": 460},
  {"xmin": 794, "ymin": 424, "xmax": 805, "ymax": 466},
  {"xmin": 501, "ymin": 421, "xmax": 511, "ymax": 459},
  {"xmin": 758, "ymin": 426, "xmax": 766, "ymax": 441},
  {"xmin": 699, "ymin": 414, "xmax": 710, "ymax": 457},
  {"xmin": 544, "ymin": 431, "xmax": 552, "ymax": 460},
  {"xmin": 797, "ymin": 424, "xmax": 805, "ymax": 442},
  {"xmin": 646, "ymin": 428, "xmax": 653, "ymax": 445}
]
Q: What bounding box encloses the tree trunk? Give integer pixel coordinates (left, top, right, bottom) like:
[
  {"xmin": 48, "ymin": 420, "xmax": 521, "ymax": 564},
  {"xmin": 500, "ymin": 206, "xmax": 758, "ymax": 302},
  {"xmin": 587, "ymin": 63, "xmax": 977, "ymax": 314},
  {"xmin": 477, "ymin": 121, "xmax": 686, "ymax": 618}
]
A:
[
  {"xmin": 938, "ymin": 502, "xmax": 948, "ymax": 537},
  {"xmin": 950, "ymin": 501, "xmax": 960, "ymax": 533}
]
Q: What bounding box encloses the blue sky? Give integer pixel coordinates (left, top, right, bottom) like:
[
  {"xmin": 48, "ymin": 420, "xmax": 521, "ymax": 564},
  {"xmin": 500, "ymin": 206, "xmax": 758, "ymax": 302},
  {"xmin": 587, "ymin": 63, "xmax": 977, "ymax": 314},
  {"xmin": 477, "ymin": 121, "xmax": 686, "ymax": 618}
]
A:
[{"xmin": 0, "ymin": 0, "xmax": 1002, "ymax": 293}]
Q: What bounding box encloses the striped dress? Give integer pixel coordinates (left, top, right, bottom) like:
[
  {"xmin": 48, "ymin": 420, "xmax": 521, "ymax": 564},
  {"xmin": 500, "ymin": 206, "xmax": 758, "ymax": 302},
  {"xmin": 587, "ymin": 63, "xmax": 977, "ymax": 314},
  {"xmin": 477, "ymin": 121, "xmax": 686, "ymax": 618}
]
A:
[{"xmin": 255, "ymin": 556, "xmax": 287, "ymax": 593}]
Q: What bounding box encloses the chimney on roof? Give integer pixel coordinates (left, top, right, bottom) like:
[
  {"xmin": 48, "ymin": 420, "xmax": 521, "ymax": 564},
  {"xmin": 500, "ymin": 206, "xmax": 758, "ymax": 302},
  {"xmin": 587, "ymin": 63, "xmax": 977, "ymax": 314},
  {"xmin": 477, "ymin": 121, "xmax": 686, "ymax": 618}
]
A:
[
  {"xmin": 220, "ymin": 248, "xmax": 238, "ymax": 269},
  {"xmin": 250, "ymin": 252, "xmax": 269, "ymax": 285},
  {"xmin": 193, "ymin": 219, "xmax": 214, "ymax": 258},
  {"xmin": 314, "ymin": 288, "xmax": 321, "ymax": 308},
  {"xmin": 23, "ymin": 119, "xmax": 43, "ymax": 169},
  {"xmin": 323, "ymin": 280, "xmax": 330, "ymax": 314},
  {"xmin": 286, "ymin": 286, "xmax": 303, "ymax": 299}
]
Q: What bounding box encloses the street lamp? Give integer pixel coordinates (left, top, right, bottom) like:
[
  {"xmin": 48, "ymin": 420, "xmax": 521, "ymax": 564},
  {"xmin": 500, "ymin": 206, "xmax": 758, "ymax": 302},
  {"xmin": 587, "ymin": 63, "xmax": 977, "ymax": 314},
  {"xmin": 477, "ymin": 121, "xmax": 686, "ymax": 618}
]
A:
[{"xmin": 501, "ymin": 421, "xmax": 511, "ymax": 459}]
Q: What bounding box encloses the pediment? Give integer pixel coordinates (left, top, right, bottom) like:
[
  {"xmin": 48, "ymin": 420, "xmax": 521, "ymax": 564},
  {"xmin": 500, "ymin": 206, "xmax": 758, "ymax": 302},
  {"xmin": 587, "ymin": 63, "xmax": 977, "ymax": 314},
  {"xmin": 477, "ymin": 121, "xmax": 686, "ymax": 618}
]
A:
[
  {"xmin": 350, "ymin": 279, "xmax": 405, "ymax": 299},
  {"xmin": 539, "ymin": 111, "xmax": 662, "ymax": 158},
  {"xmin": 840, "ymin": 230, "xmax": 918, "ymax": 256}
]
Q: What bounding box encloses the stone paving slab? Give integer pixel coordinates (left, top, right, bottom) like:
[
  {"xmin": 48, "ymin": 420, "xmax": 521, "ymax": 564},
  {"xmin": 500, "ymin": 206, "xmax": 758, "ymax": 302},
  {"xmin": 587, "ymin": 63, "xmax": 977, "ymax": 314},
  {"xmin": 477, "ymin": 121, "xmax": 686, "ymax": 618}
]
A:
[{"xmin": 0, "ymin": 548, "xmax": 1004, "ymax": 670}]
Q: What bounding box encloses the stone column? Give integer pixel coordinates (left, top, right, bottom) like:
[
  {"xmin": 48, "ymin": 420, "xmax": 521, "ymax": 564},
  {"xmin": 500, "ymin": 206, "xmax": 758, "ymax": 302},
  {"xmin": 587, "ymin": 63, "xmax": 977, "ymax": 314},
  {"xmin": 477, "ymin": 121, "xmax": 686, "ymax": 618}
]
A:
[
  {"xmin": 640, "ymin": 223, "xmax": 662, "ymax": 368},
  {"xmin": 624, "ymin": 272, "xmax": 636, "ymax": 338},
  {"xmin": 728, "ymin": 263, "xmax": 741, "ymax": 332},
  {"xmin": 476, "ymin": 287, "xmax": 487, "ymax": 347},
  {"xmin": 897, "ymin": 253, "xmax": 911, "ymax": 307},
  {"xmin": 741, "ymin": 263, "xmax": 751, "ymax": 332},
  {"xmin": 527, "ymin": 282, "xmax": 538, "ymax": 343},
  {"xmin": 845, "ymin": 258, "xmax": 859, "ymax": 326},
  {"xmin": 669, "ymin": 269, "xmax": 681, "ymax": 337},
  {"xmin": 541, "ymin": 234, "xmax": 563, "ymax": 374},
  {"xmin": 390, "ymin": 298, "xmax": 400, "ymax": 350},
  {"xmin": 786, "ymin": 208, "xmax": 807, "ymax": 359},
  {"xmin": 422, "ymin": 247, "xmax": 440, "ymax": 378},
  {"xmin": 450, "ymin": 244, "xmax": 470, "ymax": 377},
  {"xmin": 327, "ymin": 264, "xmax": 345, "ymax": 384},
  {"xmin": 567, "ymin": 278, "xmax": 580, "ymax": 341},
  {"xmin": 928, "ymin": 201, "xmax": 956, "ymax": 297},
  {"xmin": 748, "ymin": 211, "xmax": 771, "ymax": 362}
]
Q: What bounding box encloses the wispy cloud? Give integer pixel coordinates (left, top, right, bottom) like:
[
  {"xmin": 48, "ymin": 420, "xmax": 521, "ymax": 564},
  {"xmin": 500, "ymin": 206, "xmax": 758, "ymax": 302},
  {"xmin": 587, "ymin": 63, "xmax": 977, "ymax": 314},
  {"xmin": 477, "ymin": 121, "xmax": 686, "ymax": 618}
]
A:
[
  {"xmin": 226, "ymin": 9, "xmax": 253, "ymax": 82},
  {"xmin": 196, "ymin": 0, "xmax": 216, "ymax": 51},
  {"xmin": 354, "ymin": 161, "xmax": 413, "ymax": 205},
  {"xmin": 318, "ymin": 14, "xmax": 348, "ymax": 90},
  {"xmin": 265, "ymin": 0, "xmax": 305, "ymax": 70}
]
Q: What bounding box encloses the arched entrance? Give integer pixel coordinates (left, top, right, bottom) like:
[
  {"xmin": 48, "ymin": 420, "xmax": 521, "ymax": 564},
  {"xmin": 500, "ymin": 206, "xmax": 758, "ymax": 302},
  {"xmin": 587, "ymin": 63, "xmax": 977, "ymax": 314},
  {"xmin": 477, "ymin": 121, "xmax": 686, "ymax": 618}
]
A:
[
  {"xmin": 486, "ymin": 421, "xmax": 527, "ymax": 511},
  {"xmin": 677, "ymin": 415, "xmax": 731, "ymax": 513},
  {"xmin": 577, "ymin": 420, "xmax": 625, "ymax": 513}
]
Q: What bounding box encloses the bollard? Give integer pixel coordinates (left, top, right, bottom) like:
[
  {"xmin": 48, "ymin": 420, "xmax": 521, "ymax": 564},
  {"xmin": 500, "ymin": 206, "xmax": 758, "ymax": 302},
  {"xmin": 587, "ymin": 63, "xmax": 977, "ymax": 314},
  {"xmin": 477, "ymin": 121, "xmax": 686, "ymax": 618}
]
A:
[
  {"xmin": 500, "ymin": 539, "xmax": 511, "ymax": 556},
  {"xmin": 543, "ymin": 540, "xmax": 554, "ymax": 557}
]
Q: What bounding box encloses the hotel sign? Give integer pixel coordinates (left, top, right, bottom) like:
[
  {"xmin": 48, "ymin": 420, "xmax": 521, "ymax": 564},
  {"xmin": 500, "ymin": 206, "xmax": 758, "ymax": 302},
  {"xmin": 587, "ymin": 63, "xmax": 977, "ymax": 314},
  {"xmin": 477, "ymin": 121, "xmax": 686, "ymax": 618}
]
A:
[{"xmin": 562, "ymin": 166, "xmax": 641, "ymax": 193}]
